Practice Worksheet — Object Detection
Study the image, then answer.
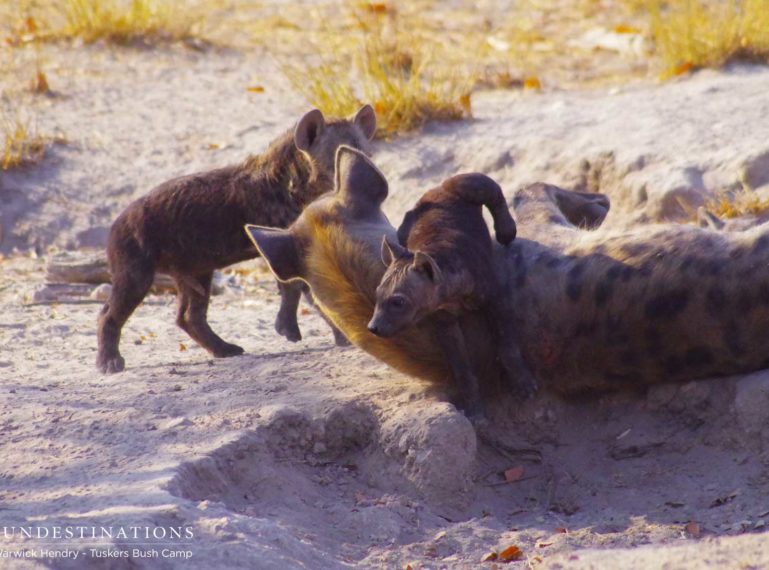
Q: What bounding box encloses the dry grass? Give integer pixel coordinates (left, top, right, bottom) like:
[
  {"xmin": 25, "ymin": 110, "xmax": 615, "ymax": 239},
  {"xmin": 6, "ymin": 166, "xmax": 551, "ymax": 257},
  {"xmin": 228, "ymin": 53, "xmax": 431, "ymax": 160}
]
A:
[
  {"xmin": 704, "ymin": 189, "xmax": 769, "ymax": 219},
  {"xmin": 58, "ymin": 0, "xmax": 199, "ymax": 44},
  {"xmin": 2, "ymin": 0, "xmax": 201, "ymax": 46},
  {"xmin": 642, "ymin": 0, "xmax": 769, "ymax": 76},
  {"xmin": 1, "ymin": 113, "xmax": 48, "ymax": 170},
  {"xmin": 279, "ymin": 2, "xmax": 474, "ymax": 137}
]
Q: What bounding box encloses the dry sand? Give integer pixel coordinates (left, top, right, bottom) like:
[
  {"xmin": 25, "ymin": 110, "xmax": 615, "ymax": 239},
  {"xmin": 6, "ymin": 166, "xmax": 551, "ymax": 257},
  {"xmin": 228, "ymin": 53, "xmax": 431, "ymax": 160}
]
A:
[{"xmin": 2, "ymin": 42, "xmax": 769, "ymax": 569}]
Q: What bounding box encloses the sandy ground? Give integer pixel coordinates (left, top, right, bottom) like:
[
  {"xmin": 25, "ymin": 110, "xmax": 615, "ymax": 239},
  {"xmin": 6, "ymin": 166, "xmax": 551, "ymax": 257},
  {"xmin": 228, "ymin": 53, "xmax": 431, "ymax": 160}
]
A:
[{"xmin": 3, "ymin": 42, "xmax": 769, "ymax": 569}]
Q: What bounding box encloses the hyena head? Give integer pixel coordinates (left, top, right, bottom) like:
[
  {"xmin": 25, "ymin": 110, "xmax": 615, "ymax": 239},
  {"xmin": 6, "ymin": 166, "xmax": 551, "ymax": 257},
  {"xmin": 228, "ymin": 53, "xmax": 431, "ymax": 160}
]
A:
[
  {"xmin": 293, "ymin": 105, "xmax": 377, "ymax": 199},
  {"xmin": 367, "ymin": 237, "xmax": 443, "ymax": 338},
  {"xmin": 245, "ymin": 145, "xmax": 450, "ymax": 383}
]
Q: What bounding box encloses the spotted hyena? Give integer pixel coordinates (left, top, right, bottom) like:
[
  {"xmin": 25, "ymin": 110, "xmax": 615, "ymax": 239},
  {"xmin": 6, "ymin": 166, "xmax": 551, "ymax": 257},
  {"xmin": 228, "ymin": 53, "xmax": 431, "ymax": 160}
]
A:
[
  {"xmin": 96, "ymin": 106, "xmax": 376, "ymax": 374},
  {"xmin": 247, "ymin": 146, "xmax": 769, "ymax": 399},
  {"xmin": 368, "ymin": 174, "xmax": 536, "ymax": 415}
]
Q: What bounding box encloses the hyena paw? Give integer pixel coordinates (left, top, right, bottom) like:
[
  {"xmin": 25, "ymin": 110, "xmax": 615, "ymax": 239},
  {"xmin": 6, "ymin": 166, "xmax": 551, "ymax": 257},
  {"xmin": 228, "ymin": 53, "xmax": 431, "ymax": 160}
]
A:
[
  {"xmin": 97, "ymin": 354, "xmax": 125, "ymax": 374},
  {"xmin": 332, "ymin": 327, "xmax": 351, "ymax": 347},
  {"xmin": 212, "ymin": 343, "xmax": 245, "ymax": 358},
  {"xmin": 275, "ymin": 317, "xmax": 302, "ymax": 343}
]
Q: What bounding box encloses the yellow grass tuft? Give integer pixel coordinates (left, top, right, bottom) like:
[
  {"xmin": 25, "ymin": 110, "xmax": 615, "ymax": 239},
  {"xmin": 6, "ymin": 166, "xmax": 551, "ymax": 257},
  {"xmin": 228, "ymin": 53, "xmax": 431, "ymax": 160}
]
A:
[
  {"xmin": 57, "ymin": 0, "xmax": 199, "ymax": 44},
  {"xmin": 1, "ymin": 116, "xmax": 47, "ymax": 170},
  {"xmin": 643, "ymin": 0, "xmax": 769, "ymax": 77},
  {"xmin": 704, "ymin": 189, "xmax": 769, "ymax": 219},
  {"xmin": 1, "ymin": 0, "xmax": 201, "ymax": 46},
  {"xmin": 280, "ymin": 3, "xmax": 472, "ymax": 137}
]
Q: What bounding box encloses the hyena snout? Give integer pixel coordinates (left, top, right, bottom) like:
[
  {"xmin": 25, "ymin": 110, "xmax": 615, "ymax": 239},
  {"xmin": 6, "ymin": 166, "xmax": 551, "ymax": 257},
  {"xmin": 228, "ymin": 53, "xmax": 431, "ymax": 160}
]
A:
[{"xmin": 367, "ymin": 312, "xmax": 397, "ymax": 338}]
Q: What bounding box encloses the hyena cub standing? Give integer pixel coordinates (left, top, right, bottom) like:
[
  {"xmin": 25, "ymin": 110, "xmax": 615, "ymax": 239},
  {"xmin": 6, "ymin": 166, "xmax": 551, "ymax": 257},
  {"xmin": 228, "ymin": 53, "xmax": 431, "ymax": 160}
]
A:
[
  {"xmin": 367, "ymin": 173, "xmax": 537, "ymax": 415},
  {"xmin": 96, "ymin": 106, "xmax": 376, "ymax": 373}
]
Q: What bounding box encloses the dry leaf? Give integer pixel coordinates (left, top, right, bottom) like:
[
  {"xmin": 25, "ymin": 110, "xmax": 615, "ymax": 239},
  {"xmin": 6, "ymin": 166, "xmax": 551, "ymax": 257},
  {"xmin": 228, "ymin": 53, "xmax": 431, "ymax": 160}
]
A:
[
  {"xmin": 504, "ymin": 466, "xmax": 525, "ymax": 482},
  {"xmin": 459, "ymin": 93, "xmax": 472, "ymax": 114},
  {"xmin": 555, "ymin": 527, "xmax": 568, "ymax": 534},
  {"xmin": 614, "ymin": 24, "xmax": 640, "ymax": 34},
  {"xmin": 523, "ymin": 77, "xmax": 542, "ymax": 90},
  {"xmin": 247, "ymin": 85, "xmax": 265, "ymax": 93},
  {"xmin": 481, "ymin": 551, "xmax": 498, "ymax": 562},
  {"xmin": 300, "ymin": 308, "xmax": 311, "ymax": 316},
  {"xmin": 672, "ymin": 62, "xmax": 694, "ymax": 77},
  {"xmin": 685, "ymin": 521, "xmax": 701, "ymax": 538},
  {"xmin": 366, "ymin": 2, "xmax": 389, "ymax": 14},
  {"xmin": 499, "ymin": 545, "xmax": 523, "ymax": 562},
  {"xmin": 31, "ymin": 70, "xmax": 49, "ymax": 94},
  {"xmin": 179, "ymin": 343, "xmax": 187, "ymax": 352}
]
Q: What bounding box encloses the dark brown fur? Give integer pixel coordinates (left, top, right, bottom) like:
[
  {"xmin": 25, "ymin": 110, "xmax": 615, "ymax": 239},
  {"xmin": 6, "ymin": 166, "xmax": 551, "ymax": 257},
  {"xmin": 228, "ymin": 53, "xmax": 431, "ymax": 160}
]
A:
[
  {"xmin": 368, "ymin": 174, "xmax": 536, "ymax": 415},
  {"xmin": 249, "ymin": 150, "xmax": 769, "ymax": 405},
  {"xmin": 96, "ymin": 107, "xmax": 376, "ymax": 373}
]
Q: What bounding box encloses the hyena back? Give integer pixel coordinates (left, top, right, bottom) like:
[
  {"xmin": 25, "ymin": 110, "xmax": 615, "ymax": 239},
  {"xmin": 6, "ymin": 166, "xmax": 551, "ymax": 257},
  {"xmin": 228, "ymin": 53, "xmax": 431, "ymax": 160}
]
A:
[{"xmin": 97, "ymin": 106, "xmax": 376, "ymax": 374}]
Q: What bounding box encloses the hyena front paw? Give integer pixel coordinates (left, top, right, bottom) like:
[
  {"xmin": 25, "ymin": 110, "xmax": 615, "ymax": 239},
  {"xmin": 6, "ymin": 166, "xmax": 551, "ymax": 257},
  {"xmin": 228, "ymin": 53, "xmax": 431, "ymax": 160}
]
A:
[
  {"xmin": 97, "ymin": 353, "xmax": 125, "ymax": 374},
  {"xmin": 275, "ymin": 316, "xmax": 302, "ymax": 343},
  {"xmin": 212, "ymin": 343, "xmax": 245, "ymax": 358}
]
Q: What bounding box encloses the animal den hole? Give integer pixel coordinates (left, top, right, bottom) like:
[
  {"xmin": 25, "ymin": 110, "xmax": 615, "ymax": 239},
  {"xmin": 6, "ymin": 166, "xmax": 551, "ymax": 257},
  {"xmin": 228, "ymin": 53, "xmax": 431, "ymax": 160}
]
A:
[{"xmin": 165, "ymin": 401, "xmax": 498, "ymax": 557}]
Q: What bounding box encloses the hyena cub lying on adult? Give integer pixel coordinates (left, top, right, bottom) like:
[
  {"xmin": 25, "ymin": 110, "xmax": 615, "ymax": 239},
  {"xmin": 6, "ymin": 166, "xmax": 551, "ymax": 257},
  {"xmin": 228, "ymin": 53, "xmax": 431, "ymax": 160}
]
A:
[
  {"xmin": 367, "ymin": 174, "xmax": 538, "ymax": 415},
  {"xmin": 96, "ymin": 106, "xmax": 376, "ymax": 373}
]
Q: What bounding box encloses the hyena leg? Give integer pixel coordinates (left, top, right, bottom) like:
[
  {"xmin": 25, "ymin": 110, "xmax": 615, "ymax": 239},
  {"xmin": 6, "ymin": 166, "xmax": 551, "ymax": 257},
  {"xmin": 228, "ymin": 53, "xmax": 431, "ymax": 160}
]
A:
[
  {"xmin": 300, "ymin": 285, "xmax": 350, "ymax": 347},
  {"xmin": 175, "ymin": 271, "xmax": 244, "ymax": 358},
  {"xmin": 432, "ymin": 312, "xmax": 484, "ymax": 419},
  {"xmin": 274, "ymin": 280, "xmax": 303, "ymax": 342},
  {"xmin": 96, "ymin": 255, "xmax": 154, "ymax": 374},
  {"xmin": 487, "ymin": 297, "xmax": 538, "ymax": 399},
  {"xmin": 440, "ymin": 173, "xmax": 517, "ymax": 245},
  {"xmin": 513, "ymin": 183, "xmax": 610, "ymax": 230}
]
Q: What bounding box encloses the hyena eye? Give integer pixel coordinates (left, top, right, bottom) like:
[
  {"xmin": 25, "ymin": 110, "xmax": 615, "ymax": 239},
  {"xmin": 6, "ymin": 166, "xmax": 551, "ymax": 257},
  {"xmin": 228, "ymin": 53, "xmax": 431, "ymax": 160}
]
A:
[{"xmin": 389, "ymin": 296, "xmax": 407, "ymax": 309}]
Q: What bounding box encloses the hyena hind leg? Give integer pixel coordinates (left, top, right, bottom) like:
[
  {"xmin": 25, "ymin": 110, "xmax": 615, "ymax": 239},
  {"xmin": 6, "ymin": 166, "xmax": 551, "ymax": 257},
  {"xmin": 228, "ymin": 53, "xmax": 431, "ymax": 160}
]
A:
[
  {"xmin": 175, "ymin": 271, "xmax": 244, "ymax": 358},
  {"xmin": 96, "ymin": 259, "xmax": 155, "ymax": 374}
]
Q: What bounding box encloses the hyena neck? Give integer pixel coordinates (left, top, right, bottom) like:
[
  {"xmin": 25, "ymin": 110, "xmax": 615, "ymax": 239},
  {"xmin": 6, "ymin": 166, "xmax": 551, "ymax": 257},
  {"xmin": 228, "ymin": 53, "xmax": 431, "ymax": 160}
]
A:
[
  {"xmin": 306, "ymin": 219, "xmax": 449, "ymax": 383},
  {"xmin": 244, "ymin": 129, "xmax": 324, "ymax": 209}
]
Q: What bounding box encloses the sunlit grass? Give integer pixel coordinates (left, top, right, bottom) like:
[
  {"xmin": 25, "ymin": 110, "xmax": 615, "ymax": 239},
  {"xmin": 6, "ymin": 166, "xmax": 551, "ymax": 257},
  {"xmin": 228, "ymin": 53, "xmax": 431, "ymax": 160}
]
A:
[
  {"xmin": 642, "ymin": 0, "xmax": 769, "ymax": 77},
  {"xmin": 57, "ymin": 0, "xmax": 199, "ymax": 44},
  {"xmin": 1, "ymin": 113, "xmax": 48, "ymax": 170},
  {"xmin": 704, "ymin": 189, "xmax": 769, "ymax": 219},
  {"xmin": 279, "ymin": 2, "xmax": 473, "ymax": 137},
  {"xmin": 1, "ymin": 0, "xmax": 202, "ymax": 46}
]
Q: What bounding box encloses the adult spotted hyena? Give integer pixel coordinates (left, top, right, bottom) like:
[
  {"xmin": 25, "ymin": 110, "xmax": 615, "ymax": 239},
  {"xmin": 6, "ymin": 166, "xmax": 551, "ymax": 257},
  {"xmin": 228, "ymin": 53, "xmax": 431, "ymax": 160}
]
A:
[
  {"xmin": 97, "ymin": 107, "xmax": 376, "ymax": 374},
  {"xmin": 247, "ymin": 146, "xmax": 769, "ymax": 398}
]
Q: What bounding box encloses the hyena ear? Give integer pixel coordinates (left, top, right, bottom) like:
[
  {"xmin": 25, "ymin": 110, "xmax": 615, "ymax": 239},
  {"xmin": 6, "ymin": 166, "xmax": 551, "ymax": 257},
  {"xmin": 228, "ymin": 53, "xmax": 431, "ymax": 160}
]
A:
[
  {"xmin": 412, "ymin": 251, "xmax": 443, "ymax": 284},
  {"xmin": 335, "ymin": 145, "xmax": 389, "ymax": 213},
  {"xmin": 352, "ymin": 104, "xmax": 377, "ymax": 140},
  {"xmin": 294, "ymin": 109, "xmax": 326, "ymax": 152},
  {"xmin": 381, "ymin": 235, "xmax": 408, "ymax": 266},
  {"xmin": 245, "ymin": 224, "xmax": 304, "ymax": 282}
]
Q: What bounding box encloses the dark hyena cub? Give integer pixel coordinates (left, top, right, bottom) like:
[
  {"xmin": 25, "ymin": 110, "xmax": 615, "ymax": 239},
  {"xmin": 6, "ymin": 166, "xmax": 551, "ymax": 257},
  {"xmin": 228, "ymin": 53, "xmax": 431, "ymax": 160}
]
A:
[
  {"xmin": 97, "ymin": 106, "xmax": 377, "ymax": 373},
  {"xmin": 367, "ymin": 173, "xmax": 537, "ymax": 415}
]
